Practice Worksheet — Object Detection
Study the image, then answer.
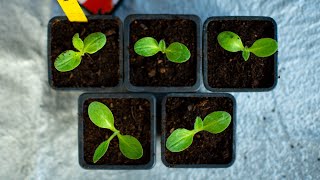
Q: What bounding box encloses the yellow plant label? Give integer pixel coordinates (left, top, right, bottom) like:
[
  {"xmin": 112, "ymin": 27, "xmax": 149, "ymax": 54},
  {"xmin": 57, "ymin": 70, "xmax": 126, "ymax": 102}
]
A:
[{"xmin": 57, "ymin": 0, "xmax": 88, "ymax": 22}]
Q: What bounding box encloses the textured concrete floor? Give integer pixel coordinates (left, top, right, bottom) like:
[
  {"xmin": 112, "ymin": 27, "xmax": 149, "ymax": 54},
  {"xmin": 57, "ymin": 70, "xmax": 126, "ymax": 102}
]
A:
[{"xmin": 0, "ymin": 0, "xmax": 319, "ymax": 179}]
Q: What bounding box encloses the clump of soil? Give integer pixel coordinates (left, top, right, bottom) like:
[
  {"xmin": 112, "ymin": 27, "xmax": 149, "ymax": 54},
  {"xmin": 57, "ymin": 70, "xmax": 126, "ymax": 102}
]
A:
[
  {"xmin": 164, "ymin": 96, "xmax": 234, "ymax": 165},
  {"xmin": 82, "ymin": 98, "xmax": 151, "ymax": 165},
  {"xmin": 50, "ymin": 18, "xmax": 121, "ymax": 88},
  {"xmin": 129, "ymin": 19, "xmax": 197, "ymax": 87},
  {"xmin": 207, "ymin": 19, "xmax": 276, "ymax": 88}
]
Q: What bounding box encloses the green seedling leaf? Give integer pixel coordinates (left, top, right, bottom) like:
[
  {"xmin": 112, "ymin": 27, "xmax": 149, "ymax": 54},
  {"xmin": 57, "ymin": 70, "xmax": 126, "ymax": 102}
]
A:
[
  {"xmin": 194, "ymin": 117, "xmax": 203, "ymax": 131},
  {"xmin": 217, "ymin": 31, "xmax": 244, "ymax": 52},
  {"xmin": 134, "ymin": 37, "xmax": 160, "ymax": 57},
  {"xmin": 166, "ymin": 128, "xmax": 195, "ymax": 152},
  {"xmin": 83, "ymin": 32, "xmax": 106, "ymax": 54},
  {"xmin": 242, "ymin": 47, "xmax": 250, "ymax": 61},
  {"xmin": 118, "ymin": 134, "xmax": 143, "ymax": 159},
  {"xmin": 54, "ymin": 50, "xmax": 82, "ymax": 72},
  {"xmin": 93, "ymin": 139, "xmax": 110, "ymax": 163},
  {"xmin": 93, "ymin": 131, "xmax": 118, "ymax": 163},
  {"xmin": 248, "ymin": 38, "xmax": 278, "ymax": 57},
  {"xmin": 203, "ymin": 111, "xmax": 231, "ymax": 134},
  {"xmin": 88, "ymin": 101, "xmax": 115, "ymax": 131},
  {"xmin": 72, "ymin": 33, "xmax": 84, "ymax": 53},
  {"xmin": 165, "ymin": 42, "xmax": 191, "ymax": 63},
  {"xmin": 159, "ymin": 39, "xmax": 166, "ymax": 53}
]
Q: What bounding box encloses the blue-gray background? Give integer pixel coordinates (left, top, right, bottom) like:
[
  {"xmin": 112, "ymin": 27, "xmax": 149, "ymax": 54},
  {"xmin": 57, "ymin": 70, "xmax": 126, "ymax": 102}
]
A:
[{"xmin": 0, "ymin": 0, "xmax": 319, "ymax": 179}]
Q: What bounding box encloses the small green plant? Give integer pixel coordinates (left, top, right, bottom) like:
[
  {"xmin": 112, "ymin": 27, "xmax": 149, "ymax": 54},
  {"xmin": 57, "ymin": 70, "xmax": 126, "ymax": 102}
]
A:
[
  {"xmin": 217, "ymin": 31, "xmax": 278, "ymax": 61},
  {"xmin": 134, "ymin": 37, "xmax": 191, "ymax": 63},
  {"xmin": 54, "ymin": 32, "xmax": 106, "ymax": 72},
  {"xmin": 166, "ymin": 111, "xmax": 231, "ymax": 152},
  {"xmin": 88, "ymin": 101, "xmax": 143, "ymax": 163}
]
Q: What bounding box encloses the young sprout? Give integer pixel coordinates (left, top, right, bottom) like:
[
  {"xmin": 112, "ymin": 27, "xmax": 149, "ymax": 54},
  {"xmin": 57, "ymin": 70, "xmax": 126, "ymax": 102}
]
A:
[
  {"xmin": 134, "ymin": 37, "xmax": 191, "ymax": 63},
  {"xmin": 217, "ymin": 31, "xmax": 278, "ymax": 61},
  {"xmin": 166, "ymin": 111, "xmax": 231, "ymax": 152},
  {"xmin": 54, "ymin": 32, "xmax": 106, "ymax": 72},
  {"xmin": 88, "ymin": 101, "xmax": 143, "ymax": 163}
]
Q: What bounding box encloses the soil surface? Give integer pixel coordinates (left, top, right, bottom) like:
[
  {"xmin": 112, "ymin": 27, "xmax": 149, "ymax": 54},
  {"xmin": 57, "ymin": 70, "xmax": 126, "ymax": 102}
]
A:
[
  {"xmin": 129, "ymin": 19, "xmax": 197, "ymax": 86},
  {"xmin": 50, "ymin": 18, "xmax": 120, "ymax": 88},
  {"xmin": 163, "ymin": 96, "xmax": 234, "ymax": 165},
  {"xmin": 207, "ymin": 19, "xmax": 276, "ymax": 89},
  {"xmin": 82, "ymin": 98, "xmax": 151, "ymax": 165}
]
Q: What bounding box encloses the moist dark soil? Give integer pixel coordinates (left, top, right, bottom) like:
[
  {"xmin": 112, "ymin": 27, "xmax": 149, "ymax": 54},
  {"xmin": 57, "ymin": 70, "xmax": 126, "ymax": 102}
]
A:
[
  {"xmin": 82, "ymin": 98, "xmax": 151, "ymax": 165},
  {"xmin": 207, "ymin": 19, "xmax": 276, "ymax": 89},
  {"xmin": 129, "ymin": 19, "xmax": 197, "ymax": 86},
  {"xmin": 163, "ymin": 96, "xmax": 234, "ymax": 165},
  {"xmin": 49, "ymin": 18, "xmax": 120, "ymax": 88}
]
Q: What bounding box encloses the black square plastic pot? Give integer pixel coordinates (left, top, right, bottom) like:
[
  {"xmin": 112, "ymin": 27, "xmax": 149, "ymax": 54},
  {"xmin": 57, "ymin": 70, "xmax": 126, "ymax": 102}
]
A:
[
  {"xmin": 161, "ymin": 93, "xmax": 236, "ymax": 168},
  {"xmin": 203, "ymin": 16, "xmax": 278, "ymax": 92},
  {"xmin": 124, "ymin": 14, "xmax": 201, "ymax": 92},
  {"xmin": 48, "ymin": 16, "xmax": 123, "ymax": 91},
  {"xmin": 78, "ymin": 93, "xmax": 156, "ymax": 169}
]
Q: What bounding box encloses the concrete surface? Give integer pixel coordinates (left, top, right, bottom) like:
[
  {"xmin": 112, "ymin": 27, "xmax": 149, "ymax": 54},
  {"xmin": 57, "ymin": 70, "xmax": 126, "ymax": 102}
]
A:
[{"xmin": 0, "ymin": 0, "xmax": 319, "ymax": 179}]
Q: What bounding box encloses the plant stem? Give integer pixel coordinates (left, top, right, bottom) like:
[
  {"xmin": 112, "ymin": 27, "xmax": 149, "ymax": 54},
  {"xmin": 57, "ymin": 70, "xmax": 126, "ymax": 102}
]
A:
[
  {"xmin": 192, "ymin": 129, "xmax": 202, "ymax": 134},
  {"xmin": 107, "ymin": 130, "xmax": 120, "ymax": 142}
]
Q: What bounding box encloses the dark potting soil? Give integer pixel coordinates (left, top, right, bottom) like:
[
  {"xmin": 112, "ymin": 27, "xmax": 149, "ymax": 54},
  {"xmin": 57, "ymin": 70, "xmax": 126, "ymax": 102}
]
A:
[
  {"xmin": 50, "ymin": 18, "xmax": 120, "ymax": 88},
  {"xmin": 164, "ymin": 97, "xmax": 234, "ymax": 165},
  {"xmin": 82, "ymin": 98, "xmax": 151, "ymax": 165},
  {"xmin": 129, "ymin": 19, "xmax": 197, "ymax": 86},
  {"xmin": 207, "ymin": 19, "xmax": 276, "ymax": 88}
]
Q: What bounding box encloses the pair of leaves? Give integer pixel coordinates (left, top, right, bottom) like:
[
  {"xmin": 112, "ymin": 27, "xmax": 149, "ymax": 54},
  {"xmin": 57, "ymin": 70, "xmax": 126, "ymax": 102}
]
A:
[
  {"xmin": 92, "ymin": 133, "xmax": 143, "ymax": 163},
  {"xmin": 134, "ymin": 37, "xmax": 191, "ymax": 63},
  {"xmin": 166, "ymin": 111, "xmax": 231, "ymax": 152},
  {"xmin": 54, "ymin": 32, "xmax": 106, "ymax": 72},
  {"xmin": 88, "ymin": 101, "xmax": 143, "ymax": 163},
  {"xmin": 217, "ymin": 31, "xmax": 278, "ymax": 61}
]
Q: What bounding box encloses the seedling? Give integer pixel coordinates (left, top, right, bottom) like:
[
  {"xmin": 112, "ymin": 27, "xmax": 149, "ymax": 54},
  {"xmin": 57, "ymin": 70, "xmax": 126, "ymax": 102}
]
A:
[
  {"xmin": 88, "ymin": 101, "xmax": 143, "ymax": 163},
  {"xmin": 166, "ymin": 111, "xmax": 231, "ymax": 152},
  {"xmin": 217, "ymin": 31, "xmax": 278, "ymax": 61},
  {"xmin": 54, "ymin": 32, "xmax": 106, "ymax": 72},
  {"xmin": 134, "ymin": 37, "xmax": 191, "ymax": 63}
]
